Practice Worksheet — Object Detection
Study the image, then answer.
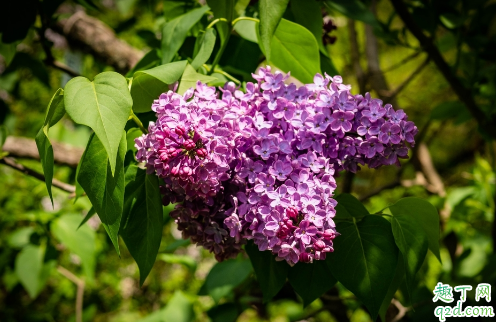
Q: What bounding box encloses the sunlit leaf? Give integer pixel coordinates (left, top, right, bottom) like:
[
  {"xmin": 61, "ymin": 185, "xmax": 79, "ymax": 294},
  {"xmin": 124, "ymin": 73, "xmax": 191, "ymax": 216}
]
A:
[
  {"xmin": 270, "ymin": 19, "xmax": 321, "ymax": 83},
  {"xmin": 291, "ymin": 0, "xmax": 327, "ymax": 55},
  {"xmin": 177, "ymin": 64, "xmax": 217, "ymax": 95},
  {"xmin": 131, "ymin": 60, "xmax": 187, "ymax": 113},
  {"xmin": 259, "ymin": 0, "xmax": 290, "ymax": 59},
  {"xmin": 65, "ymin": 72, "xmax": 132, "ymax": 175},
  {"xmin": 161, "ymin": 5, "xmax": 210, "ymax": 64},
  {"xmin": 191, "ymin": 28, "xmax": 217, "ymax": 70},
  {"xmin": 206, "ymin": 0, "xmax": 234, "ymax": 45}
]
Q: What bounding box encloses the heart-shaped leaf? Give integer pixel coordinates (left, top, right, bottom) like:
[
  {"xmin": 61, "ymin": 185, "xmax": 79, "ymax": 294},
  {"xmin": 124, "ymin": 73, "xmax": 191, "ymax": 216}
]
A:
[{"xmin": 65, "ymin": 72, "xmax": 132, "ymax": 175}]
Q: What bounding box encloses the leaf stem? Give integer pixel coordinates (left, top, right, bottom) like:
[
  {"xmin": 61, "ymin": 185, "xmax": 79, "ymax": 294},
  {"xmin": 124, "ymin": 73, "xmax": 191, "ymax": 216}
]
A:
[
  {"xmin": 209, "ymin": 27, "xmax": 232, "ymax": 75},
  {"xmin": 203, "ymin": 64, "xmax": 241, "ymax": 84},
  {"xmin": 206, "ymin": 18, "xmax": 228, "ymax": 30},
  {"xmin": 130, "ymin": 110, "xmax": 148, "ymax": 134},
  {"xmin": 231, "ymin": 17, "xmax": 260, "ymax": 26}
]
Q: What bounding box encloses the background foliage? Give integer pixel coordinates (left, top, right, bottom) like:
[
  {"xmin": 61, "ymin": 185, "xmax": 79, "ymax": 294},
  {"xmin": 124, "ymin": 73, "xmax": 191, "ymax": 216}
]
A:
[{"xmin": 0, "ymin": 0, "xmax": 495, "ymax": 321}]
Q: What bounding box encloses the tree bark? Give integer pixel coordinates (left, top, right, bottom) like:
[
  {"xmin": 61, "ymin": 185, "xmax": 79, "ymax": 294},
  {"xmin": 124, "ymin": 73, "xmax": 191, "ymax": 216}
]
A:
[
  {"xmin": 3, "ymin": 136, "xmax": 83, "ymax": 168},
  {"xmin": 54, "ymin": 8, "xmax": 144, "ymax": 74}
]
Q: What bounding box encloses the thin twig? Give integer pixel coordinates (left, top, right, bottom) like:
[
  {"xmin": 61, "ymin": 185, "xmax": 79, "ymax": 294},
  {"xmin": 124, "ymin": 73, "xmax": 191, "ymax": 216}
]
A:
[
  {"xmin": 375, "ymin": 50, "xmax": 422, "ymax": 74},
  {"xmin": 0, "ymin": 157, "xmax": 75, "ymax": 193},
  {"xmin": 49, "ymin": 60, "xmax": 81, "ymax": 78},
  {"xmin": 381, "ymin": 57, "xmax": 430, "ymax": 104},
  {"xmin": 57, "ymin": 266, "xmax": 85, "ymax": 322},
  {"xmin": 391, "ymin": 298, "xmax": 411, "ymax": 322},
  {"xmin": 37, "ymin": 6, "xmax": 81, "ymax": 78},
  {"xmin": 390, "ymin": 0, "xmax": 496, "ymax": 138},
  {"xmin": 348, "ymin": 19, "xmax": 366, "ymax": 93}
]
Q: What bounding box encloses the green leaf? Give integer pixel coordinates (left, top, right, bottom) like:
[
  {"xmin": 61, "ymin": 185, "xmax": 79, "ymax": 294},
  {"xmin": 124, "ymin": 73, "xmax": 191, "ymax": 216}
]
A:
[
  {"xmin": 245, "ymin": 241, "xmax": 288, "ymax": 302},
  {"xmin": 162, "ymin": 291, "xmax": 195, "ymax": 322},
  {"xmin": 390, "ymin": 212, "xmax": 428, "ymax": 300},
  {"xmin": 177, "ymin": 64, "xmax": 218, "ymax": 95},
  {"xmin": 378, "ymin": 252, "xmax": 406, "ymax": 322},
  {"xmin": 35, "ymin": 128, "xmax": 55, "ymax": 203},
  {"xmin": 206, "ymin": 0, "xmax": 235, "ymax": 45},
  {"xmin": 320, "ymin": 53, "xmax": 339, "ymax": 76},
  {"xmin": 159, "ymin": 254, "xmax": 196, "ymax": 271},
  {"xmin": 126, "ymin": 128, "xmax": 142, "ymax": 153},
  {"xmin": 126, "ymin": 49, "xmax": 161, "ymax": 77},
  {"xmin": 15, "ymin": 245, "xmax": 54, "ymax": 299},
  {"xmin": 290, "ymin": 0, "xmax": 327, "ymax": 55},
  {"xmin": 161, "ymin": 5, "xmax": 210, "ymax": 64},
  {"xmin": 270, "ymin": 19, "xmax": 321, "ymax": 84},
  {"xmin": 35, "ymin": 88, "xmax": 65, "ymax": 205},
  {"xmin": 136, "ymin": 290, "xmax": 195, "ymax": 322},
  {"xmin": 64, "ymin": 72, "xmax": 133, "ymax": 175},
  {"xmin": 74, "ymin": 141, "xmax": 87, "ymax": 202},
  {"xmin": 131, "ymin": 60, "xmax": 188, "ymax": 113},
  {"xmin": 204, "ymin": 257, "xmax": 252, "ymax": 302},
  {"xmin": 440, "ymin": 13, "xmax": 465, "ymax": 29},
  {"xmin": 288, "ymin": 260, "xmax": 337, "ymax": 306},
  {"xmin": 191, "ymin": 28, "xmax": 217, "ymax": 70},
  {"xmin": 334, "ymin": 193, "xmax": 369, "ymax": 221},
  {"xmin": 0, "ymin": 125, "xmax": 8, "ymax": 150},
  {"xmin": 325, "ymin": 0, "xmax": 380, "ymax": 28},
  {"xmin": 77, "ymin": 133, "xmax": 126, "ymax": 255},
  {"xmin": 0, "ymin": 41, "xmax": 17, "ymax": 66},
  {"xmin": 7, "ymin": 227, "xmax": 34, "ymax": 248},
  {"xmin": 78, "ymin": 207, "xmax": 96, "ymax": 230},
  {"xmin": 259, "ymin": 0, "xmax": 290, "ymax": 59},
  {"xmin": 430, "ymin": 101, "xmax": 471, "ymax": 124},
  {"xmin": 51, "ymin": 214, "xmax": 96, "ymax": 280},
  {"xmin": 389, "ymin": 197, "xmax": 441, "ymax": 262},
  {"xmin": 326, "ymin": 215, "xmax": 399, "ymax": 320},
  {"xmin": 233, "ymin": 20, "xmax": 258, "ymax": 43},
  {"xmin": 120, "ymin": 165, "xmax": 163, "ymax": 285}
]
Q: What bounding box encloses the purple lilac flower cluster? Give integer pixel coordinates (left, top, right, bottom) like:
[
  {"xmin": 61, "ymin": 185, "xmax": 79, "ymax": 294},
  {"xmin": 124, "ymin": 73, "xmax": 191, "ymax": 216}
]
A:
[{"xmin": 135, "ymin": 66, "xmax": 417, "ymax": 264}]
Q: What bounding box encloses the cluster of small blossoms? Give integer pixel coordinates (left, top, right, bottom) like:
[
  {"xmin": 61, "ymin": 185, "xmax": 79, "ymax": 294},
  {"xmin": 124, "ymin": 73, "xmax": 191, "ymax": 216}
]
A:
[{"xmin": 135, "ymin": 66, "xmax": 417, "ymax": 265}]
